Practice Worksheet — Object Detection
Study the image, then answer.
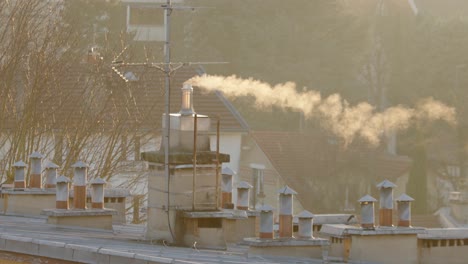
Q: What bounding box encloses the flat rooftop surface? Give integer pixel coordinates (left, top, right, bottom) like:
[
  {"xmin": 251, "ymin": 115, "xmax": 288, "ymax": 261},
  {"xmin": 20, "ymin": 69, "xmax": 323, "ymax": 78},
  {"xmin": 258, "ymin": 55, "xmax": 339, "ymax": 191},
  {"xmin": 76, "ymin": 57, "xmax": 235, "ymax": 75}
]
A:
[{"xmin": 0, "ymin": 215, "xmax": 324, "ymax": 263}]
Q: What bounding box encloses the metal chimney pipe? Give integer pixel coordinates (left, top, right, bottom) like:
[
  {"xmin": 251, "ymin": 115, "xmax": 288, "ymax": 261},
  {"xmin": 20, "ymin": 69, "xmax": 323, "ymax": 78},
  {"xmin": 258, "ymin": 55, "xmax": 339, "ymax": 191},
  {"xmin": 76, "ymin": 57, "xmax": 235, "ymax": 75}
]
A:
[
  {"xmin": 44, "ymin": 162, "xmax": 59, "ymax": 189},
  {"xmin": 221, "ymin": 167, "xmax": 234, "ymax": 209},
  {"xmin": 236, "ymin": 181, "xmax": 252, "ymax": 210},
  {"xmin": 29, "ymin": 152, "xmax": 44, "ymax": 188},
  {"xmin": 90, "ymin": 178, "xmax": 106, "ymax": 209},
  {"xmin": 56, "ymin": 175, "xmax": 70, "ymax": 209},
  {"xmin": 180, "ymin": 83, "xmax": 195, "ymax": 115},
  {"xmin": 13, "ymin": 161, "xmax": 27, "ymax": 189},
  {"xmin": 72, "ymin": 161, "xmax": 89, "ymax": 209},
  {"xmin": 376, "ymin": 180, "xmax": 397, "ymax": 227},
  {"xmin": 297, "ymin": 210, "xmax": 314, "ymax": 239},
  {"xmin": 358, "ymin": 194, "xmax": 377, "ymax": 229},
  {"xmin": 396, "ymin": 193, "xmax": 414, "ymax": 227},
  {"xmin": 258, "ymin": 205, "xmax": 274, "ymax": 239},
  {"xmin": 278, "ymin": 185, "xmax": 297, "ymax": 238}
]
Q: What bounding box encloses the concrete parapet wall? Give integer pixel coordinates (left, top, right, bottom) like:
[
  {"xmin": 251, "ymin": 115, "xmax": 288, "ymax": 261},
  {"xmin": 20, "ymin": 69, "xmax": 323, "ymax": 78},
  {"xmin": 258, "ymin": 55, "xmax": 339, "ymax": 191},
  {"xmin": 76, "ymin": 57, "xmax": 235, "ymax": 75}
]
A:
[{"xmin": 0, "ymin": 234, "xmax": 174, "ymax": 264}]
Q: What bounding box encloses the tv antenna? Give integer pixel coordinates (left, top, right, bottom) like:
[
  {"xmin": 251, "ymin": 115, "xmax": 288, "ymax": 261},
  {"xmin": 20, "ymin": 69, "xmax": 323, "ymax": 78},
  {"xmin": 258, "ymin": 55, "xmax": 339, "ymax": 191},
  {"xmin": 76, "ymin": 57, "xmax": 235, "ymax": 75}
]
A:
[{"xmin": 111, "ymin": 0, "xmax": 226, "ymax": 242}]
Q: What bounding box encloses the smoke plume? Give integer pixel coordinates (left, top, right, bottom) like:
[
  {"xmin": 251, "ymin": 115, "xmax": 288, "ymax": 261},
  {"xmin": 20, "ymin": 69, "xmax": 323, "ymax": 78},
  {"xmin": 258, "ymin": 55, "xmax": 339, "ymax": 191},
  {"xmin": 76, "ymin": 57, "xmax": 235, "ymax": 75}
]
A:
[{"xmin": 187, "ymin": 74, "xmax": 456, "ymax": 145}]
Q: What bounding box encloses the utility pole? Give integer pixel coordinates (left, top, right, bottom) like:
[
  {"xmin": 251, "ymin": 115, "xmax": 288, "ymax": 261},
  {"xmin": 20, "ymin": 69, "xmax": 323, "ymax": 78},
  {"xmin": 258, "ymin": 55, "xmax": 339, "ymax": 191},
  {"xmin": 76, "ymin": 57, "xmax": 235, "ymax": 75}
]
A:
[{"xmin": 163, "ymin": 0, "xmax": 172, "ymax": 219}]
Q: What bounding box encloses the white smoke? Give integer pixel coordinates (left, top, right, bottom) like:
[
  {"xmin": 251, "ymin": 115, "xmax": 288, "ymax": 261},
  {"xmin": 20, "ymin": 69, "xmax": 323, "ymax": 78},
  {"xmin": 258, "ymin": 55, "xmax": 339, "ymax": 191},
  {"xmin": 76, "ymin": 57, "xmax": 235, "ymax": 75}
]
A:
[{"xmin": 187, "ymin": 74, "xmax": 456, "ymax": 145}]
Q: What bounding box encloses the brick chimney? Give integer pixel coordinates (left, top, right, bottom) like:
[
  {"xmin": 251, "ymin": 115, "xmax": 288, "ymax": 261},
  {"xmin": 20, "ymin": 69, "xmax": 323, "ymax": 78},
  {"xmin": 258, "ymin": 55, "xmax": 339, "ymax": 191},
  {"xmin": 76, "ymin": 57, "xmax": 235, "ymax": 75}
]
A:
[
  {"xmin": 278, "ymin": 185, "xmax": 297, "ymax": 238},
  {"xmin": 376, "ymin": 179, "xmax": 397, "ymax": 227},
  {"xmin": 221, "ymin": 167, "xmax": 234, "ymax": 209},
  {"xmin": 358, "ymin": 194, "xmax": 377, "ymax": 229},
  {"xmin": 56, "ymin": 176, "xmax": 71, "ymax": 209},
  {"xmin": 396, "ymin": 193, "xmax": 414, "ymax": 227},
  {"xmin": 13, "ymin": 161, "xmax": 27, "ymax": 189},
  {"xmin": 296, "ymin": 210, "xmax": 314, "ymax": 239},
  {"xmin": 258, "ymin": 204, "xmax": 274, "ymax": 239},
  {"xmin": 44, "ymin": 161, "xmax": 59, "ymax": 189},
  {"xmin": 72, "ymin": 161, "xmax": 89, "ymax": 209},
  {"xmin": 29, "ymin": 152, "xmax": 44, "ymax": 188},
  {"xmin": 90, "ymin": 178, "xmax": 106, "ymax": 209},
  {"xmin": 236, "ymin": 181, "xmax": 252, "ymax": 210}
]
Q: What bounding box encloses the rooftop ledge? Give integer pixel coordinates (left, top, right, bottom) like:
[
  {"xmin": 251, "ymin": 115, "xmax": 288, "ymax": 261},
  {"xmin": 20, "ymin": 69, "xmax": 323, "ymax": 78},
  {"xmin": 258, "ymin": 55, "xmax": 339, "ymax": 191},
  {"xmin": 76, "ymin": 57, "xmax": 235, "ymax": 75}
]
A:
[
  {"xmin": 41, "ymin": 209, "xmax": 117, "ymax": 217},
  {"xmin": 243, "ymin": 237, "xmax": 330, "ymax": 247},
  {"xmin": 183, "ymin": 209, "xmax": 247, "ymax": 219},
  {"xmin": 142, "ymin": 151, "xmax": 230, "ymax": 165},
  {"xmin": 320, "ymin": 224, "xmax": 426, "ymax": 237}
]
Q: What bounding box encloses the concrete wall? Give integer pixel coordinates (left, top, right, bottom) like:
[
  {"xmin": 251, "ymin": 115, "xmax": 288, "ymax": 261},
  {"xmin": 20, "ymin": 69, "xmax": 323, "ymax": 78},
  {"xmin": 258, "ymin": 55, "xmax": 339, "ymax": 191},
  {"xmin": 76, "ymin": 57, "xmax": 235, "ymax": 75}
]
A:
[
  {"xmin": 146, "ymin": 164, "xmax": 219, "ymax": 242},
  {"xmin": 47, "ymin": 215, "xmax": 113, "ymax": 230},
  {"xmin": 2, "ymin": 193, "xmax": 55, "ymax": 216},
  {"xmin": 223, "ymin": 216, "xmax": 258, "ymax": 243},
  {"xmin": 349, "ymin": 234, "xmax": 418, "ymax": 264},
  {"xmin": 419, "ymin": 240, "xmax": 468, "ymax": 264}
]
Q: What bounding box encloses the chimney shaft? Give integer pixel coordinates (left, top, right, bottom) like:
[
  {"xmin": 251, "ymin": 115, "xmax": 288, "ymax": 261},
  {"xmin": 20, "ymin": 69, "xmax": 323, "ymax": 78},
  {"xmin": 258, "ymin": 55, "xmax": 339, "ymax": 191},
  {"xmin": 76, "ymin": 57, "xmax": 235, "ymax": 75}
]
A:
[
  {"xmin": 278, "ymin": 186, "xmax": 297, "ymax": 238},
  {"xmin": 377, "ymin": 180, "xmax": 397, "ymax": 227},
  {"xmin": 297, "ymin": 210, "xmax": 314, "ymax": 239},
  {"xmin": 13, "ymin": 161, "xmax": 27, "ymax": 189},
  {"xmin": 221, "ymin": 168, "xmax": 234, "ymax": 209},
  {"xmin": 44, "ymin": 162, "xmax": 59, "ymax": 189},
  {"xmin": 72, "ymin": 161, "xmax": 89, "ymax": 210},
  {"xmin": 359, "ymin": 195, "xmax": 377, "ymax": 229},
  {"xmin": 236, "ymin": 181, "xmax": 252, "ymax": 210},
  {"xmin": 259, "ymin": 205, "xmax": 274, "ymax": 239},
  {"xmin": 180, "ymin": 83, "xmax": 195, "ymax": 115},
  {"xmin": 56, "ymin": 176, "xmax": 70, "ymax": 209},
  {"xmin": 29, "ymin": 152, "xmax": 44, "ymax": 188},
  {"xmin": 90, "ymin": 178, "xmax": 106, "ymax": 209},
  {"xmin": 396, "ymin": 194, "xmax": 414, "ymax": 227}
]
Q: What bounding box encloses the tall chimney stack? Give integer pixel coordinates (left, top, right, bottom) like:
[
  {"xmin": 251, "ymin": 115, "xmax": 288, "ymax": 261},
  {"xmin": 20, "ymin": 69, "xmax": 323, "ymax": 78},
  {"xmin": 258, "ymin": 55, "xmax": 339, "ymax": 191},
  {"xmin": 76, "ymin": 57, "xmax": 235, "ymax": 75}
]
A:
[
  {"xmin": 221, "ymin": 167, "xmax": 234, "ymax": 209},
  {"xmin": 13, "ymin": 161, "xmax": 27, "ymax": 189},
  {"xmin": 72, "ymin": 161, "xmax": 89, "ymax": 209},
  {"xmin": 396, "ymin": 193, "xmax": 414, "ymax": 227},
  {"xmin": 377, "ymin": 180, "xmax": 397, "ymax": 227},
  {"xmin": 278, "ymin": 185, "xmax": 297, "ymax": 238},
  {"xmin": 236, "ymin": 181, "xmax": 252, "ymax": 210},
  {"xmin": 258, "ymin": 204, "xmax": 274, "ymax": 239},
  {"xmin": 358, "ymin": 194, "xmax": 377, "ymax": 229}
]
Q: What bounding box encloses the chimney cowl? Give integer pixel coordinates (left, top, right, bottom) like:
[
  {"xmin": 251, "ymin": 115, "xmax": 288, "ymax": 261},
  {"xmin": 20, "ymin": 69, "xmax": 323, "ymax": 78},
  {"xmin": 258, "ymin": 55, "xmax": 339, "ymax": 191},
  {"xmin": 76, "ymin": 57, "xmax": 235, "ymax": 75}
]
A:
[
  {"xmin": 376, "ymin": 179, "xmax": 397, "ymax": 189},
  {"xmin": 277, "ymin": 185, "xmax": 297, "ymax": 195},
  {"xmin": 29, "ymin": 152, "xmax": 44, "ymax": 159},
  {"xmin": 13, "ymin": 161, "xmax": 27, "ymax": 168},
  {"xmin": 396, "ymin": 193, "xmax": 414, "ymax": 202},
  {"xmin": 45, "ymin": 162, "xmax": 59, "ymax": 169},
  {"xmin": 222, "ymin": 167, "xmax": 236, "ymax": 176}
]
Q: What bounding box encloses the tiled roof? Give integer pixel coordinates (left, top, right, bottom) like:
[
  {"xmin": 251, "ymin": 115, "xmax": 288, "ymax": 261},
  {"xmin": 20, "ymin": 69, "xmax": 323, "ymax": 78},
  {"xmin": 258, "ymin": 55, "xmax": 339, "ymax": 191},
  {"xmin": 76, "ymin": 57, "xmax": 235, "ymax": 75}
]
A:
[
  {"xmin": 3, "ymin": 63, "xmax": 249, "ymax": 133},
  {"xmin": 250, "ymin": 131, "xmax": 412, "ymax": 212}
]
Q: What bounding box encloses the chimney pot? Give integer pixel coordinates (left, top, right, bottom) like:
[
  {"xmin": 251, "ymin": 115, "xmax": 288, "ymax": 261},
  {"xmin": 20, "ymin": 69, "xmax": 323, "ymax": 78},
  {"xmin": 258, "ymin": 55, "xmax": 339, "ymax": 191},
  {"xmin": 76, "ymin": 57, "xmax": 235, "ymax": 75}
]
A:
[
  {"xmin": 56, "ymin": 175, "xmax": 71, "ymax": 209},
  {"xmin": 376, "ymin": 179, "xmax": 397, "ymax": 227},
  {"xmin": 13, "ymin": 161, "xmax": 27, "ymax": 189},
  {"xmin": 29, "ymin": 152, "xmax": 44, "ymax": 188},
  {"xmin": 72, "ymin": 161, "xmax": 89, "ymax": 209},
  {"xmin": 396, "ymin": 193, "xmax": 414, "ymax": 227},
  {"xmin": 359, "ymin": 194, "xmax": 377, "ymax": 229},
  {"xmin": 297, "ymin": 210, "xmax": 314, "ymax": 238},
  {"xmin": 90, "ymin": 178, "xmax": 106, "ymax": 209},
  {"xmin": 236, "ymin": 181, "xmax": 252, "ymax": 210},
  {"xmin": 180, "ymin": 83, "xmax": 195, "ymax": 115},
  {"xmin": 44, "ymin": 161, "xmax": 59, "ymax": 189},
  {"xmin": 258, "ymin": 205, "xmax": 274, "ymax": 239},
  {"xmin": 278, "ymin": 185, "xmax": 297, "ymax": 238},
  {"xmin": 221, "ymin": 167, "xmax": 235, "ymax": 209}
]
